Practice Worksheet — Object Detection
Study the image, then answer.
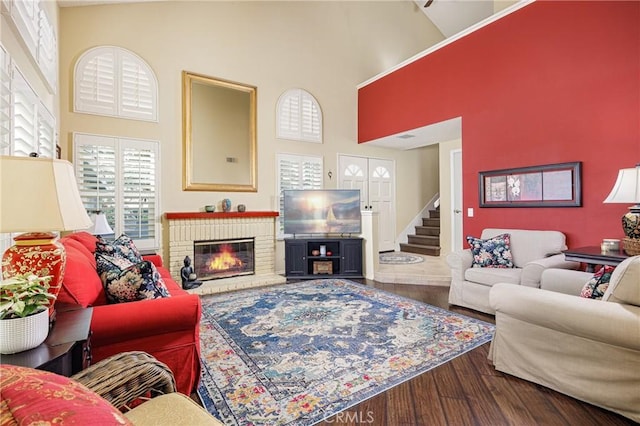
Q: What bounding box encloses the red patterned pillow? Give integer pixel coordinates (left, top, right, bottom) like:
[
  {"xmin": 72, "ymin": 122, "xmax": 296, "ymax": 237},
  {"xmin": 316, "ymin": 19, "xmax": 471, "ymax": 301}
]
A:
[{"xmin": 0, "ymin": 364, "xmax": 132, "ymax": 425}]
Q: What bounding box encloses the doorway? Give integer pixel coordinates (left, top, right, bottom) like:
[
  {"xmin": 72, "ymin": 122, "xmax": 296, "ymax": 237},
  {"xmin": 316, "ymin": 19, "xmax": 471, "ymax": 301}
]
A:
[{"xmin": 337, "ymin": 154, "xmax": 396, "ymax": 252}]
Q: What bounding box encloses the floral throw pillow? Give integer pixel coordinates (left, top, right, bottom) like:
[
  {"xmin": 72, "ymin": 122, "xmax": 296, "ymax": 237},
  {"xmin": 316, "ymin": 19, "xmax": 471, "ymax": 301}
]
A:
[
  {"xmin": 466, "ymin": 233, "xmax": 514, "ymax": 268},
  {"xmin": 96, "ymin": 234, "xmax": 142, "ymax": 264},
  {"xmin": 580, "ymin": 265, "xmax": 615, "ymax": 299},
  {"xmin": 97, "ymin": 253, "xmax": 170, "ymax": 304}
]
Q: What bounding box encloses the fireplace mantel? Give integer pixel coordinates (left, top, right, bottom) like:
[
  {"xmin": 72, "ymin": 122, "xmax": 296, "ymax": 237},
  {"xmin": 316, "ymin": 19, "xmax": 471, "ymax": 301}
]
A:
[{"xmin": 165, "ymin": 211, "xmax": 278, "ymax": 220}]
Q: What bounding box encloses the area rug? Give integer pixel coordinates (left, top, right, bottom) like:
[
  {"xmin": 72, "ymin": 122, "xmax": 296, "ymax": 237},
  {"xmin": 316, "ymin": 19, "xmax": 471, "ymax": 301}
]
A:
[
  {"xmin": 197, "ymin": 279, "xmax": 494, "ymax": 425},
  {"xmin": 379, "ymin": 251, "xmax": 425, "ymax": 264}
]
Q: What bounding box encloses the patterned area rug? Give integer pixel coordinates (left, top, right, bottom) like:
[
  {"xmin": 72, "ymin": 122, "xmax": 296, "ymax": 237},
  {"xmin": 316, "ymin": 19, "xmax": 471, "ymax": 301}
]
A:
[
  {"xmin": 197, "ymin": 279, "xmax": 494, "ymax": 425},
  {"xmin": 379, "ymin": 252, "xmax": 425, "ymax": 264}
]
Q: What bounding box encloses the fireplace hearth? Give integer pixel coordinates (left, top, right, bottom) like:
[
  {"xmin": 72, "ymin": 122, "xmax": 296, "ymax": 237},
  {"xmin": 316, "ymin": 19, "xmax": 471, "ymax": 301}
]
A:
[{"xmin": 194, "ymin": 238, "xmax": 255, "ymax": 281}]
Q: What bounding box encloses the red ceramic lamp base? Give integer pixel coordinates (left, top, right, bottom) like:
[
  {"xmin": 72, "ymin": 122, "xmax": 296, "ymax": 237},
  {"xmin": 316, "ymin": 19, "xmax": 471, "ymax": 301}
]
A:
[{"xmin": 1, "ymin": 232, "xmax": 66, "ymax": 317}]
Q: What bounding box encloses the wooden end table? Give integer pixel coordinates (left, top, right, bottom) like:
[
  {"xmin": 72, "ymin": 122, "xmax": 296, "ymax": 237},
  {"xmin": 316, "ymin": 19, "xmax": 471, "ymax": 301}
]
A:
[
  {"xmin": 1, "ymin": 305, "xmax": 93, "ymax": 377},
  {"xmin": 562, "ymin": 246, "xmax": 630, "ymax": 273}
]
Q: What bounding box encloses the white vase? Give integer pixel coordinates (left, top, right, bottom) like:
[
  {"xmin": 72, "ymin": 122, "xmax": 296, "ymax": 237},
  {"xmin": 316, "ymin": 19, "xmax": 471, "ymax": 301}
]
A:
[{"xmin": 0, "ymin": 309, "xmax": 49, "ymax": 354}]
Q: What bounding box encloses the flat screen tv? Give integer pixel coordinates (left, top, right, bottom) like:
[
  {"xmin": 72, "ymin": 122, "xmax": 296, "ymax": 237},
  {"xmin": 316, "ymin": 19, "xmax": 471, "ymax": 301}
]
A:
[{"xmin": 283, "ymin": 189, "xmax": 361, "ymax": 235}]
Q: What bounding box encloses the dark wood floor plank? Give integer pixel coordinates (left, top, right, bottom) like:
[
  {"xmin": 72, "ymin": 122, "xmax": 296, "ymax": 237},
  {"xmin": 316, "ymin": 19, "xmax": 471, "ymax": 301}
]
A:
[
  {"xmin": 410, "ymin": 372, "xmax": 448, "ymax": 426},
  {"xmin": 449, "ymin": 348, "xmax": 510, "ymax": 425},
  {"xmin": 385, "ymin": 380, "xmax": 417, "ymax": 425},
  {"xmin": 439, "ymin": 396, "xmax": 476, "ymax": 426},
  {"xmin": 431, "ymin": 359, "xmax": 468, "ymax": 400}
]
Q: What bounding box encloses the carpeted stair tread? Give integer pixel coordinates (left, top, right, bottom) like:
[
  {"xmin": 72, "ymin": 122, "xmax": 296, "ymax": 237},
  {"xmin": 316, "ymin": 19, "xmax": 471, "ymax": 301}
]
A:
[{"xmin": 400, "ymin": 243, "xmax": 441, "ymax": 256}]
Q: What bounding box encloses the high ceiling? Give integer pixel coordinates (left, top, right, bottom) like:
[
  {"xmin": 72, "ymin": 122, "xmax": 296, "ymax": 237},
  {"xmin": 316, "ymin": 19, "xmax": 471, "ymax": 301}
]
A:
[{"xmin": 57, "ymin": 0, "xmax": 517, "ymax": 150}]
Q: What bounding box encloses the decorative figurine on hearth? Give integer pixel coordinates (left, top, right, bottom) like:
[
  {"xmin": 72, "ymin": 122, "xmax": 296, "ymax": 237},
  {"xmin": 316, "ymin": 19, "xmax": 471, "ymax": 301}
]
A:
[{"xmin": 180, "ymin": 256, "xmax": 202, "ymax": 290}]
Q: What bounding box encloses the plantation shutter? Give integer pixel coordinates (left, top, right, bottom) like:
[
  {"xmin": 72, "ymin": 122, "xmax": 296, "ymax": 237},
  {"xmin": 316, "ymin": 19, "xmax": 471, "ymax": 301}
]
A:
[
  {"xmin": 74, "ymin": 46, "xmax": 158, "ymax": 122},
  {"xmin": 10, "ymin": 0, "xmax": 39, "ymax": 59},
  {"xmin": 37, "ymin": 7, "xmax": 57, "ymax": 92},
  {"xmin": 122, "ymin": 142, "xmax": 157, "ymax": 247},
  {"xmin": 74, "ymin": 135, "xmax": 117, "ymax": 225},
  {"xmin": 276, "ymin": 153, "xmax": 323, "ymax": 235},
  {"xmin": 36, "ymin": 103, "xmax": 55, "ymax": 159},
  {"xmin": 11, "ymin": 68, "xmax": 38, "ymax": 157},
  {"xmin": 0, "ymin": 45, "xmax": 10, "ymax": 155},
  {"xmin": 75, "ymin": 48, "xmax": 117, "ymax": 116},
  {"xmin": 74, "ymin": 133, "xmax": 159, "ymax": 250},
  {"xmin": 276, "ymin": 89, "xmax": 322, "ymax": 143},
  {"xmin": 120, "ymin": 52, "xmax": 156, "ymax": 121}
]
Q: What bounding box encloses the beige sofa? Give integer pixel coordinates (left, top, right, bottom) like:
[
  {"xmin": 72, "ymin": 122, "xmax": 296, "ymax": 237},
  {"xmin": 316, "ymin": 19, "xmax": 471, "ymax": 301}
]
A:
[
  {"xmin": 447, "ymin": 228, "xmax": 579, "ymax": 314},
  {"xmin": 489, "ymin": 256, "xmax": 640, "ymax": 422}
]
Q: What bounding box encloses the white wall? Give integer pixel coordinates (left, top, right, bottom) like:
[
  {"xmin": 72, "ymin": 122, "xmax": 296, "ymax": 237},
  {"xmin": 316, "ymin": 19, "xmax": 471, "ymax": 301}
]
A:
[{"xmin": 58, "ymin": 1, "xmax": 445, "ymax": 267}]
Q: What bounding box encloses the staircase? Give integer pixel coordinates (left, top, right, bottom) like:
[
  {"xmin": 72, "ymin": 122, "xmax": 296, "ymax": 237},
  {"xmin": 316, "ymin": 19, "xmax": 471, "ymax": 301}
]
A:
[{"xmin": 399, "ymin": 209, "xmax": 441, "ymax": 256}]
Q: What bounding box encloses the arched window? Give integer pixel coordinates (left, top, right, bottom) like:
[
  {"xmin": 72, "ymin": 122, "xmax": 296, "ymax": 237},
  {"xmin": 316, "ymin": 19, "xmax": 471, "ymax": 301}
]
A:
[
  {"xmin": 276, "ymin": 88, "xmax": 322, "ymax": 143},
  {"xmin": 74, "ymin": 46, "xmax": 158, "ymax": 122}
]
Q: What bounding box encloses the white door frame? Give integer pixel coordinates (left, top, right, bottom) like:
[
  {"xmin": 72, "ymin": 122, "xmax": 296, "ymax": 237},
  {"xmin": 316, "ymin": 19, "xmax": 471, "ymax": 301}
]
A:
[{"xmin": 450, "ymin": 149, "xmax": 463, "ymax": 252}]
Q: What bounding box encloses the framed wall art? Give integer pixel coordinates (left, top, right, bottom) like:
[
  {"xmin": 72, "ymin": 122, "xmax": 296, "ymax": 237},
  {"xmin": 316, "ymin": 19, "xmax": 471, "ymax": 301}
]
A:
[{"xmin": 479, "ymin": 162, "xmax": 582, "ymax": 207}]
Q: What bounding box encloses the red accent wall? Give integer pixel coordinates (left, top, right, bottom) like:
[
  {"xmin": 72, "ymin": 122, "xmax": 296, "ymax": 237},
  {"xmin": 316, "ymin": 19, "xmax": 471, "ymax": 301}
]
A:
[{"xmin": 358, "ymin": 1, "xmax": 640, "ymax": 247}]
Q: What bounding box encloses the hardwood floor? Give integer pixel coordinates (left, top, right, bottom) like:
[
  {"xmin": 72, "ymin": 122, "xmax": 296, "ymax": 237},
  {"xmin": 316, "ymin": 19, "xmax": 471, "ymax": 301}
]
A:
[{"xmin": 315, "ymin": 281, "xmax": 635, "ymax": 426}]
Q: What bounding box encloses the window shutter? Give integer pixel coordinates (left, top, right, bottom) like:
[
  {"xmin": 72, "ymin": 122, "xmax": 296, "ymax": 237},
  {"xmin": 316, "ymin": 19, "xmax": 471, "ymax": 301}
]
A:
[
  {"xmin": 37, "ymin": 103, "xmax": 54, "ymax": 158},
  {"xmin": 74, "ymin": 133, "xmax": 159, "ymax": 250},
  {"xmin": 74, "ymin": 46, "xmax": 158, "ymax": 122},
  {"xmin": 121, "ymin": 142, "xmax": 157, "ymax": 247},
  {"xmin": 10, "ymin": 0, "xmax": 38, "ymax": 59},
  {"xmin": 75, "ymin": 48, "xmax": 117, "ymax": 117},
  {"xmin": 0, "ymin": 45, "xmax": 10, "ymax": 154},
  {"xmin": 11, "ymin": 68, "xmax": 38, "ymax": 157},
  {"xmin": 119, "ymin": 51, "xmax": 156, "ymax": 121},
  {"xmin": 276, "ymin": 89, "xmax": 322, "ymax": 143},
  {"xmin": 74, "ymin": 135, "xmax": 117, "ymax": 219},
  {"xmin": 276, "ymin": 153, "xmax": 323, "ymax": 235},
  {"xmin": 37, "ymin": 7, "xmax": 57, "ymax": 92}
]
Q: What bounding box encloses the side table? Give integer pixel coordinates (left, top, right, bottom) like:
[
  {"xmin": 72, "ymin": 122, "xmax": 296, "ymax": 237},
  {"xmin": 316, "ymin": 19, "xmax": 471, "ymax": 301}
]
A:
[
  {"xmin": 1, "ymin": 305, "xmax": 93, "ymax": 377},
  {"xmin": 562, "ymin": 246, "xmax": 630, "ymax": 273}
]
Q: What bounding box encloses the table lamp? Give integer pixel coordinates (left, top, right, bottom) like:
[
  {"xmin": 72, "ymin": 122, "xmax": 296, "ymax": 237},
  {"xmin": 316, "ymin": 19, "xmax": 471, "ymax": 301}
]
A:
[
  {"xmin": 0, "ymin": 156, "xmax": 93, "ymax": 316},
  {"xmin": 88, "ymin": 211, "xmax": 114, "ymax": 236},
  {"xmin": 604, "ymin": 164, "xmax": 640, "ymax": 255}
]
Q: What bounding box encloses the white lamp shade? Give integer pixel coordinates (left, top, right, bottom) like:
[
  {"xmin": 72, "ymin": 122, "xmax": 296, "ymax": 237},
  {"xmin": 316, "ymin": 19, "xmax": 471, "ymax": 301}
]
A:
[
  {"xmin": 0, "ymin": 156, "xmax": 93, "ymax": 233},
  {"xmin": 604, "ymin": 166, "xmax": 640, "ymax": 204},
  {"xmin": 89, "ymin": 212, "xmax": 114, "ymax": 235}
]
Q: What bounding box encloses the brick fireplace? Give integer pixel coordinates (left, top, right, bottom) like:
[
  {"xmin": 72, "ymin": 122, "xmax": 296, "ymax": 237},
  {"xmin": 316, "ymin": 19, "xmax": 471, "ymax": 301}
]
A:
[{"xmin": 164, "ymin": 211, "xmax": 285, "ymax": 295}]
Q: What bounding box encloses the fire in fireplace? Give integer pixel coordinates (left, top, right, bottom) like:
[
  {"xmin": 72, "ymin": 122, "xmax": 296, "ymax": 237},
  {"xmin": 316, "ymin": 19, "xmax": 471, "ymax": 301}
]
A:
[{"xmin": 194, "ymin": 238, "xmax": 255, "ymax": 281}]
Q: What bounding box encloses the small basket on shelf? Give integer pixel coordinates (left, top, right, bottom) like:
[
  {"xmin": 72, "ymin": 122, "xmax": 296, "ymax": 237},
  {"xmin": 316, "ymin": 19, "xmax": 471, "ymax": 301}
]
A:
[{"xmin": 622, "ymin": 237, "xmax": 640, "ymax": 256}]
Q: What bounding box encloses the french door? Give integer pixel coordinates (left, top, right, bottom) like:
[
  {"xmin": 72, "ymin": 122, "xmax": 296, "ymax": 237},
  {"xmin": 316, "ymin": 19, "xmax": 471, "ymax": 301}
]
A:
[{"xmin": 338, "ymin": 155, "xmax": 396, "ymax": 252}]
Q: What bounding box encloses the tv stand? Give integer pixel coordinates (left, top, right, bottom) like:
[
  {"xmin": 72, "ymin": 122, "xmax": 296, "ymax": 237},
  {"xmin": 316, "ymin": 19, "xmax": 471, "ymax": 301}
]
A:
[{"xmin": 284, "ymin": 237, "xmax": 363, "ymax": 279}]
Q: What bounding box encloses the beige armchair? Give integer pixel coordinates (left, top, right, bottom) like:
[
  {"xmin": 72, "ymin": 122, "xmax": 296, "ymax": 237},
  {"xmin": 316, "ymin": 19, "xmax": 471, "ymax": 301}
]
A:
[
  {"xmin": 447, "ymin": 228, "xmax": 579, "ymax": 314},
  {"xmin": 489, "ymin": 256, "xmax": 640, "ymax": 422}
]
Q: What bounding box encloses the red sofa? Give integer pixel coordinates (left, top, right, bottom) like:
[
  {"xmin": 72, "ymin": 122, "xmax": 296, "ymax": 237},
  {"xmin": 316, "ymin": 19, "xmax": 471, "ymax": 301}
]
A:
[{"xmin": 57, "ymin": 232, "xmax": 201, "ymax": 395}]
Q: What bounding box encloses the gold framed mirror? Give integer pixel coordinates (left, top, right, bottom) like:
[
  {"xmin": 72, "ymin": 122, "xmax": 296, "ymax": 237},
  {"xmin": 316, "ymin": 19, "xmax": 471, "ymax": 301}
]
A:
[{"xmin": 182, "ymin": 71, "xmax": 257, "ymax": 192}]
